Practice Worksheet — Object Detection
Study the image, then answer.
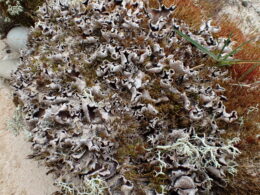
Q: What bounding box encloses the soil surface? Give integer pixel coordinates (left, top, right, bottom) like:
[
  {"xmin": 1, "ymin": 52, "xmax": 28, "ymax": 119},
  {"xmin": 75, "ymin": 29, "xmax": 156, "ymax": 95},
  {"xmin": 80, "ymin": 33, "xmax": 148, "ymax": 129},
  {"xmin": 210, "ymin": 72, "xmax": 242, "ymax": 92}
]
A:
[
  {"xmin": 220, "ymin": 0, "xmax": 260, "ymax": 35},
  {"xmin": 0, "ymin": 42, "xmax": 58, "ymax": 195}
]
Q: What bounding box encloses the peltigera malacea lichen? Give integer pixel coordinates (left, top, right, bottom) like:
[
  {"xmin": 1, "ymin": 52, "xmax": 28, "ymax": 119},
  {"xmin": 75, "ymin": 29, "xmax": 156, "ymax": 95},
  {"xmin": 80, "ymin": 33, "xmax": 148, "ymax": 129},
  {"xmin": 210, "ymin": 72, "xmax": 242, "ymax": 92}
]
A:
[{"xmin": 11, "ymin": 0, "xmax": 247, "ymax": 194}]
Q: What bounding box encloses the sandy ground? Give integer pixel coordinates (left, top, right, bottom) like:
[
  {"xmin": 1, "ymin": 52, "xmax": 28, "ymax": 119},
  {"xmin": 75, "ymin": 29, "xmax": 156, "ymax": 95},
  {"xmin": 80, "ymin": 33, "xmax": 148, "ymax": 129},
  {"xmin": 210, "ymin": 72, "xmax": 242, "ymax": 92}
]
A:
[
  {"xmin": 0, "ymin": 0, "xmax": 259, "ymax": 195},
  {"xmin": 0, "ymin": 42, "xmax": 58, "ymax": 194},
  {"xmin": 220, "ymin": 0, "xmax": 260, "ymax": 36}
]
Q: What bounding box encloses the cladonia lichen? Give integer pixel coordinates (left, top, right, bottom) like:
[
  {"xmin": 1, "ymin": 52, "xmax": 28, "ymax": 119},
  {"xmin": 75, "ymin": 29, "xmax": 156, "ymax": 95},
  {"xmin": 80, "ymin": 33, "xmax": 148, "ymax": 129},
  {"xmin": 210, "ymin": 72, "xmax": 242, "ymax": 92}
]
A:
[
  {"xmin": 0, "ymin": 0, "xmax": 24, "ymax": 22},
  {"xmin": 7, "ymin": 105, "xmax": 26, "ymax": 136},
  {"xmin": 55, "ymin": 176, "xmax": 108, "ymax": 195}
]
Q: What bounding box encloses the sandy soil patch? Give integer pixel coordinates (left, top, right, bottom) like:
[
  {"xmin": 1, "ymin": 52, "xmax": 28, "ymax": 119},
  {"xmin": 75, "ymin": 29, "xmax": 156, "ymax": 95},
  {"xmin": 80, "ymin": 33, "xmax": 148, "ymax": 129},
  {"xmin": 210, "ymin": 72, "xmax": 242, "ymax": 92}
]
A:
[
  {"xmin": 220, "ymin": 0, "xmax": 260, "ymax": 35},
  {"xmin": 0, "ymin": 43, "xmax": 58, "ymax": 194}
]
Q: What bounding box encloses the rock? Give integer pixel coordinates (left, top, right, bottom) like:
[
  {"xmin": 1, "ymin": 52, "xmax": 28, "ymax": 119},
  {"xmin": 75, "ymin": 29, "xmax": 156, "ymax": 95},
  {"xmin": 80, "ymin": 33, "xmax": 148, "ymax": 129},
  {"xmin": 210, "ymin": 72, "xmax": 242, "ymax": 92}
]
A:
[
  {"xmin": 6, "ymin": 26, "xmax": 29, "ymax": 51},
  {"xmin": 242, "ymin": 1, "xmax": 249, "ymax": 7},
  {"xmin": 0, "ymin": 59, "xmax": 20, "ymax": 79},
  {"xmin": 0, "ymin": 40, "xmax": 6, "ymax": 52},
  {"xmin": 0, "ymin": 39, "xmax": 20, "ymax": 60}
]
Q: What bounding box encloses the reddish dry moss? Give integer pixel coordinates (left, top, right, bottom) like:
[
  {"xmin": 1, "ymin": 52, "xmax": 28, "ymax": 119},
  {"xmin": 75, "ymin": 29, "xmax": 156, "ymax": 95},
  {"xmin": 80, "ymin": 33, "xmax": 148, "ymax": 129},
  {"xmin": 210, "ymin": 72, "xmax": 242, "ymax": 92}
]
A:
[
  {"xmin": 216, "ymin": 81, "xmax": 260, "ymax": 195},
  {"xmin": 162, "ymin": 0, "xmax": 260, "ymax": 81},
  {"xmin": 213, "ymin": 18, "xmax": 260, "ymax": 81},
  {"xmin": 148, "ymin": 0, "xmax": 260, "ymax": 81},
  {"xmin": 197, "ymin": 0, "xmax": 260, "ymax": 81},
  {"xmin": 198, "ymin": 0, "xmax": 225, "ymax": 19},
  {"xmin": 233, "ymin": 45, "xmax": 260, "ymax": 81},
  {"xmin": 163, "ymin": 0, "xmax": 203, "ymax": 29}
]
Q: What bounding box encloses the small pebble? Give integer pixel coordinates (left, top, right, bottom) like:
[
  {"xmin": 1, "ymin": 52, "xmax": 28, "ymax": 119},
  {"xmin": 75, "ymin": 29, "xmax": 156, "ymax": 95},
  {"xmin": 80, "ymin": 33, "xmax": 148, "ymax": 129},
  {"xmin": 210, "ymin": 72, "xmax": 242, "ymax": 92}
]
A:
[
  {"xmin": 0, "ymin": 59, "xmax": 20, "ymax": 79},
  {"xmin": 6, "ymin": 26, "xmax": 29, "ymax": 51},
  {"xmin": 242, "ymin": 1, "xmax": 249, "ymax": 7}
]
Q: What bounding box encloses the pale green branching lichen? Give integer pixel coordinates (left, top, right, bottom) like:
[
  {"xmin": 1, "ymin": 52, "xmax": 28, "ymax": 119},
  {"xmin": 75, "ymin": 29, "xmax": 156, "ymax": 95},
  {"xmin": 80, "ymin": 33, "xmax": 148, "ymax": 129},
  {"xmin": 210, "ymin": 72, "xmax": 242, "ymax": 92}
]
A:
[
  {"xmin": 7, "ymin": 106, "xmax": 26, "ymax": 136},
  {"xmin": 155, "ymin": 151, "xmax": 167, "ymax": 177},
  {"xmin": 55, "ymin": 181, "xmax": 76, "ymax": 195},
  {"xmin": 247, "ymin": 104, "xmax": 259, "ymax": 115},
  {"xmin": 156, "ymin": 185, "xmax": 168, "ymax": 195},
  {"xmin": 4, "ymin": 16, "xmax": 11, "ymax": 23},
  {"xmin": 1, "ymin": 0, "xmax": 24, "ymax": 16},
  {"xmin": 81, "ymin": 176, "xmax": 108, "ymax": 195},
  {"xmin": 55, "ymin": 176, "xmax": 108, "ymax": 195},
  {"xmin": 156, "ymin": 134, "xmax": 240, "ymax": 170},
  {"xmin": 7, "ymin": 3, "xmax": 23, "ymax": 16}
]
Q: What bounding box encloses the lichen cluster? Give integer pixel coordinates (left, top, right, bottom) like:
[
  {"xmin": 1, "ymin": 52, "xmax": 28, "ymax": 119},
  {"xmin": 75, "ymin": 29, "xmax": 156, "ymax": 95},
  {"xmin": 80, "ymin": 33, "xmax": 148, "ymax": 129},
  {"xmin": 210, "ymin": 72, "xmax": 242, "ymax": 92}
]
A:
[
  {"xmin": 0, "ymin": 0, "xmax": 44, "ymax": 35},
  {"xmin": 0, "ymin": 0, "xmax": 24, "ymax": 22},
  {"xmin": 12, "ymin": 0, "xmax": 241, "ymax": 194}
]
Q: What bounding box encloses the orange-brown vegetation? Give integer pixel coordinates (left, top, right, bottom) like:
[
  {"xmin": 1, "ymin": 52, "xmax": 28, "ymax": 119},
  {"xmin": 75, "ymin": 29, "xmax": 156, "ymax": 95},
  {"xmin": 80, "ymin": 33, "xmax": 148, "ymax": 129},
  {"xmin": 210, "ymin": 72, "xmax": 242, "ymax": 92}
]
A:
[
  {"xmin": 218, "ymin": 82, "xmax": 260, "ymax": 194},
  {"xmin": 214, "ymin": 19, "xmax": 260, "ymax": 81},
  {"xmin": 160, "ymin": 0, "xmax": 260, "ymax": 81},
  {"xmin": 163, "ymin": 0, "xmax": 203, "ymax": 29},
  {"xmin": 158, "ymin": 0, "xmax": 260, "ymax": 193}
]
